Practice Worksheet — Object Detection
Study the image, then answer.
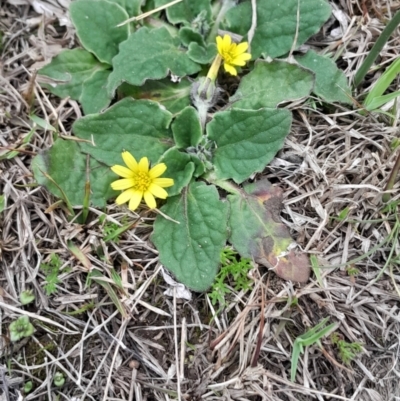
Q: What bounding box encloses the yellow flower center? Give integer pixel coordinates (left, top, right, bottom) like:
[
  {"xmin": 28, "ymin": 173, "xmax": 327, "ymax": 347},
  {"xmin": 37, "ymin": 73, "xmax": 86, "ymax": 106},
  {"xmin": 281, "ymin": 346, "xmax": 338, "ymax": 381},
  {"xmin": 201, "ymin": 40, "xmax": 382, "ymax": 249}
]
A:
[
  {"xmin": 133, "ymin": 171, "xmax": 151, "ymax": 192},
  {"xmin": 220, "ymin": 48, "xmax": 234, "ymax": 64}
]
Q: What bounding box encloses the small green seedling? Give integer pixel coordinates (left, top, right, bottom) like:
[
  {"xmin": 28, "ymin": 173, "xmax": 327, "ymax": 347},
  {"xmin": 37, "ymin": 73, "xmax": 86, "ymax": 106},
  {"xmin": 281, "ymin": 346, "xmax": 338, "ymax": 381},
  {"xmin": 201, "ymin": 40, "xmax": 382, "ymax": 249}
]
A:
[
  {"xmin": 331, "ymin": 333, "xmax": 363, "ymax": 365},
  {"xmin": 346, "ymin": 266, "xmax": 360, "ymax": 276},
  {"xmin": 40, "ymin": 253, "xmax": 66, "ymax": 295},
  {"xmin": 23, "ymin": 381, "xmax": 33, "ymax": 394},
  {"xmin": 9, "ymin": 316, "xmax": 35, "ymax": 342},
  {"xmin": 291, "ymin": 317, "xmax": 339, "ymax": 381},
  {"xmin": 208, "ymin": 247, "xmax": 253, "ymax": 306},
  {"xmin": 53, "ymin": 372, "xmax": 65, "ymax": 387},
  {"xmin": 20, "ymin": 290, "xmax": 35, "ymax": 305}
]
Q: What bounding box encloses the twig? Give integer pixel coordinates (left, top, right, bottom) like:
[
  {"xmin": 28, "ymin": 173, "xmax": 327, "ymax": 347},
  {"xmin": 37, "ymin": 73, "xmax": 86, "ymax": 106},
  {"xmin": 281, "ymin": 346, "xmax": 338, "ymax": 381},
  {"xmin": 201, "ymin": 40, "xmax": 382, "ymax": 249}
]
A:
[
  {"xmin": 383, "ymin": 148, "xmax": 400, "ymax": 202},
  {"xmin": 247, "ymin": 0, "xmax": 257, "ymax": 50},
  {"xmin": 117, "ymin": 0, "xmax": 183, "ymax": 27}
]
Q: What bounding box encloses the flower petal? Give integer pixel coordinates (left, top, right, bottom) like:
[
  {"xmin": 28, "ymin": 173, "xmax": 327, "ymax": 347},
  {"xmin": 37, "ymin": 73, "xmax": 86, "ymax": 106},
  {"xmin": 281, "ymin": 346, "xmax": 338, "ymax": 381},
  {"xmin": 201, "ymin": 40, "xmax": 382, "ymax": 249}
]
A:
[
  {"xmin": 138, "ymin": 157, "xmax": 149, "ymax": 172},
  {"xmin": 111, "ymin": 165, "xmax": 135, "ymax": 178},
  {"xmin": 122, "ymin": 151, "xmax": 138, "ymax": 172},
  {"xmin": 233, "ymin": 53, "xmax": 252, "ymax": 65},
  {"xmin": 216, "ymin": 35, "xmax": 224, "ymax": 54},
  {"xmin": 232, "ymin": 42, "xmax": 249, "ymax": 57},
  {"xmin": 144, "ymin": 191, "xmax": 157, "ymax": 209},
  {"xmin": 224, "ymin": 63, "xmax": 237, "ymax": 76},
  {"xmin": 149, "ymin": 163, "xmax": 167, "ymax": 178},
  {"xmin": 222, "ymin": 34, "xmax": 231, "ymax": 48},
  {"xmin": 116, "ymin": 188, "xmax": 135, "ymax": 205},
  {"xmin": 128, "ymin": 190, "xmax": 143, "ymax": 211},
  {"xmin": 153, "ymin": 177, "xmax": 174, "ymax": 187},
  {"xmin": 148, "ymin": 183, "xmax": 168, "ymax": 199},
  {"xmin": 111, "ymin": 178, "xmax": 135, "ymax": 190}
]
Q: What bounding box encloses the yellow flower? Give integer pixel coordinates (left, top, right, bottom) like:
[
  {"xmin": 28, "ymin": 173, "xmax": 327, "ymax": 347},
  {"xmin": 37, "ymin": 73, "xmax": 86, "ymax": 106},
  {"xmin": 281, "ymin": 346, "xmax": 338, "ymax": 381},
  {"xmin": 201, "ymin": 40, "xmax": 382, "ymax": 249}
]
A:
[
  {"xmin": 111, "ymin": 151, "xmax": 174, "ymax": 211},
  {"xmin": 216, "ymin": 34, "xmax": 251, "ymax": 76}
]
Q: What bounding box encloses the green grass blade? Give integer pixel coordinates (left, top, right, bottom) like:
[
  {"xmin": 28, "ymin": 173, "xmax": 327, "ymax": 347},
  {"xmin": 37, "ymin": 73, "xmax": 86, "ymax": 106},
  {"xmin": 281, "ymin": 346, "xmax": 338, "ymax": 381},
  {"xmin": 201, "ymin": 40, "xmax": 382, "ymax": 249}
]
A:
[
  {"xmin": 89, "ymin": 270, "xmax": 127, "ymax": 318},
  {"xmin": 354, "ymin": 10, "xmax": 400, "ymax": 87},
  {"xmin": 365, "ymin": 91, "xmax": 400, "ymax": 111},
  {"xmin": 310, "ymin": 255, "xmax": 324, "ymax": 288},
  {"xmin": 290, "ymin": 341, "xmax": 302, "ymax": 381}
]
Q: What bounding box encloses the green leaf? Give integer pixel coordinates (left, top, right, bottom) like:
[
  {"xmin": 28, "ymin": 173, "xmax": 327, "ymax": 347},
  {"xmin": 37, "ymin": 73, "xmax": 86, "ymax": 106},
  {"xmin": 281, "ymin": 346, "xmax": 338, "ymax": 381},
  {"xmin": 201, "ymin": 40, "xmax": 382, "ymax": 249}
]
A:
[
  {"xmin": 155, "ymin": 0, "xmax": 212, "ymax": 25},
  {"xmin": 30, "ymin": 115, "xmax": 57, "ymax": 131},
  {"xmin": 0, "ymin": 194, "xmax": 4, "ymax": 213},
  {"xmin": 72, "ymin": 98, "xmax": 174, "ymax": 166},
  {"xmin": 0, "ymin": 127, "xmax": 35, "ymax": 160},
  {"xmin": 9, "ymin": 316, "xmax": 35, "ymax": 342},
  {"xmin": 89, "ymin": 269, "xmax": 127, "ymax": 317},
  {"xmin": 39, "ymin": 49, "xmax": 108, "ymax": 100},
  {"xmin": 70, "ymin": 0, "xmax": 129, "ymax": 65},
  {"xmin": 152, "ymin": 181, "xmax": 229, "ymax": 291},
  {"xmin": 107, "ymin": 27, "xmax": 201, "ymax": 95},
  {"xmin": 365, "ymin": 91, "xmax": 400, "ymax": 111},
  {"xmin": 291, "ymin": 318, "xmax": 338, "ymax": 381},
  {"xmin": 32, "ymin": 139, "xmax": 117, "ymax": 207},
  {"xmin": 107, "ymin": 0, "xmax": 142, "ymax": 16},
  {"xmin": 187, "ymin": 42, "xmax": 216, "ymax": 64},
  {"xmin": 228, "ymin": 179, "xmax": 310, "ymax": 282},
  {"xmin": 207, "ymin": 108, "xmax": 292, "ymax": 183},
  {"xmin": 20, "ymin": 290, "xmax": 35, "ymax": 305},
  {"xmin": 296, "ymin": 50, "xmax": 351, "ymax": 104},
  {"xmin": 81, "ymin": 69, "xmax": 112, "ymax": 114},
  {"xmin": 223, "ymin": 0, "xmax": 331, "ymax": 59},
  {"xmin": 179, "ymin": 27, "xmax": 205, "ymax": 46},
  {"xmin": 172, "ymin": 106, "xmax": 202, "ymax": 148},
  {"xmin": 363, "ymin": 58, "xmax": 400, "ymax": 110},
  {"xmin": 230, "ymin": 60, "xmax": 314, "ymax": 109},
  {"xmin": 189, "ymin": 154, "xmax": 206, "ymax": 177},
  {"xmin": 119, "ymin": 78, "xmax": 191, "ymax": 114},
  {"xmin": 158, "ymin": 148, "xmax": 195, "ymax": 196}
]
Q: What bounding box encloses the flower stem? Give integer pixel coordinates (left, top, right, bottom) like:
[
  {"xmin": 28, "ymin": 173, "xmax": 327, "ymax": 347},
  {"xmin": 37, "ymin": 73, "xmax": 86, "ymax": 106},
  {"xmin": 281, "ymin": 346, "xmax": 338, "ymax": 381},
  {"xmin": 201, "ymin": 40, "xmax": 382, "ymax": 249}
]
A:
[{"xmin": 207, "ymin": 55, "xmax": 222, "ymax": 82}]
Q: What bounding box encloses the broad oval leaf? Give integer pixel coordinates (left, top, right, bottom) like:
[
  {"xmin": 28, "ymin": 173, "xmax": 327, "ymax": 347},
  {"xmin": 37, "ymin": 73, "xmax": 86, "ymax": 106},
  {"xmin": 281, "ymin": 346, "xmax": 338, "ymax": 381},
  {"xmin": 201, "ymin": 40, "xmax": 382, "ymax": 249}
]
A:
[
  {"xmin": 223, "ymin": 0, "xmax": 331, "ymax": 59},
  {"xmin": 70, "ymin": 0, "xmax": 129, "ymax": 65},
  {"xmin": 80, "ymin": 69, "xmax": 112, "ymax": 114},
  {"xmin": 295, "ymin": 50, "xmax": 352, "ymax": 104},
  {"xmin": 39, "ymin": 49, "xmax": 108, "ymax": 100},
  {"xmin": 228, "ymin": 179, "xmax": 310, "ymax": 282},
  {"xmin": 32, "ymin": 139, "xmax": 117, "ymax": 207},
  {"xmin": 172, "ymin": 106, "xmax": 202, "ymax": 149},
  {"xmin": 119, "ymin": 78, "xmax": 192, "ymax": 114},
  {"xmin": 107, "ymin": 27, "xmax": 201, "ymax": 95},
  {"xmin": 155, "ymin": 0, "xmax": 212, "ymax": 25},
  {"xmin": 207, "ymin": 108, "xmax": 292, "ymax": 183},
  {"xmin": 158, "ymin": 148, "xmax": 195, "ymax": 196},
  {"xmin": 230, "ymin": 60, "xmax": 314, "ymax": 109},
  {"xmin": 72, "ymin": 98, "xmax": 174, "ymax": 166},
  {"xmin": 152, "ymin": 181, "xmax": 229, "ymax": 291}
]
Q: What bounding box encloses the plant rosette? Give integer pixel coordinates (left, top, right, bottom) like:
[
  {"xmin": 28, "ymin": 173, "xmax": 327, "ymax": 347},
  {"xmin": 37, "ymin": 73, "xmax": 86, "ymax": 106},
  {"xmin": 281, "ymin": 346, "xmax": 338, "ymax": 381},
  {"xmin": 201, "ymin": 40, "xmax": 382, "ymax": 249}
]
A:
[
  {"xmin": 9, "ymin": 316, "xmax": 35, "ymax": 342},
  {"xmin": 53, "ymin": 372, "xmax": 65, "ymax": 387},
  {"xmin": 20, "ymin": 290, "xmax": 35, "ymax": 305},
  {"xmin": 34, "ymin": 0, "xmax": 352, "ymax": 291}
]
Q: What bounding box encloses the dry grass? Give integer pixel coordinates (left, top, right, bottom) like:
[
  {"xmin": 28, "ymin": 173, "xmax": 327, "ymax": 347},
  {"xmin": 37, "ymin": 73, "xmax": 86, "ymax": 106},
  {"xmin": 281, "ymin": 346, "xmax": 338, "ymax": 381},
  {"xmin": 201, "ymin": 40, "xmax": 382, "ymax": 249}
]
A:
[{"xmin": 1, "ymin": 0, "xmax": 400, "ymax": 400}]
